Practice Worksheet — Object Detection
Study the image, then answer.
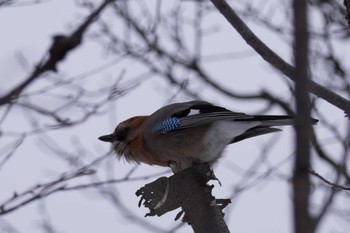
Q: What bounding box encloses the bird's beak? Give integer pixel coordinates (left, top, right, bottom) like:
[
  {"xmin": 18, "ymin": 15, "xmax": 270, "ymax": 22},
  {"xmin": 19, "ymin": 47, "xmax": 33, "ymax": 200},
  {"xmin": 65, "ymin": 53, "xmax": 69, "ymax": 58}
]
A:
[{"xmin": 98, "ymin": 134, "xmax": 115, "ymax": 142}]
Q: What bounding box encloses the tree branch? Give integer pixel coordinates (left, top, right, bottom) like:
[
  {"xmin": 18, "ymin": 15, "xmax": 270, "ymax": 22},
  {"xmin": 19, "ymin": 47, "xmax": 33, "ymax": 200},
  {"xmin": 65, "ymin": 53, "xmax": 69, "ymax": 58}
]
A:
[
  {"xmin": 292, "ymin": 1, "xmax": 315, "ymax": 233},
  {"xmin": 136, "ymin": 164, "xmax": 231, "ymax": 233},
  {"xmin": 0, "ymin": 0, "xmax": 114, "ymax": 106},
  {"xmin": 209, "ymin": 0, "xmax": 350, "ymax": 117}
]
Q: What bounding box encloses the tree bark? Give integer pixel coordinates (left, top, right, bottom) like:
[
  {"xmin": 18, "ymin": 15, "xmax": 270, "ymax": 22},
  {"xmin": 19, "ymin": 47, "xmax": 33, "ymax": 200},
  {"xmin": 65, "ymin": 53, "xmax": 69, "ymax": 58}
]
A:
[
  {"xmin": 136, "ymin": 164, "xmax": 230, "ymax": 233},
  {"xmin": 292, "ymin": 0, "xmax": 316, "ymax": 233}
]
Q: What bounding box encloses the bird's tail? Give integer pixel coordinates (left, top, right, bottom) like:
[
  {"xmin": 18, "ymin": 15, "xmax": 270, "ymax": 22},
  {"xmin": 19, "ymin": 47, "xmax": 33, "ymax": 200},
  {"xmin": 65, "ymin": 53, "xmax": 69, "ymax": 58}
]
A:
[
  {"xmin": 230, "ymin": 115, "xmax": 318, "ymax": 144},
  {"xmin": 243, "ymin": 115, "xmax": 318, "ymax": 127}
]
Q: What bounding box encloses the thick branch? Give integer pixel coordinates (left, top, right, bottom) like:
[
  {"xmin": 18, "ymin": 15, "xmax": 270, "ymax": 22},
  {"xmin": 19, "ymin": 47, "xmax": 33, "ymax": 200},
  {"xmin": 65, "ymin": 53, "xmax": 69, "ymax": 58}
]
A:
[
  {"xmin": 209, "ymin": 0, "xmax": 350, "ymax": 116},
  {"xmin": 292, "ymin": 1, "xmax": 315, "ymax": 233},
  {"xmin": 136, "ymin": 164, "xmax": 230, "ymax": 233}
]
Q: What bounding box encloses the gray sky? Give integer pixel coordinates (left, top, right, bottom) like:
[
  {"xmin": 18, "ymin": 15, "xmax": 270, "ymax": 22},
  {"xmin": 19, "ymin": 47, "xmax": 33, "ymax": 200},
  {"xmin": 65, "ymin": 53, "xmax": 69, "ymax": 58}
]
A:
[{"xmin": 0, "ymin": 1, "xmax": 348, "ymax": 233}]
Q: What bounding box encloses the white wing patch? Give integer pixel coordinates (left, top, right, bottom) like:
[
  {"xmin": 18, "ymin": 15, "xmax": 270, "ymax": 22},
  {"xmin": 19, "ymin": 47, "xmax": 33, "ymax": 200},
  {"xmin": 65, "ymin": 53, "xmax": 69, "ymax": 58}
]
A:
[{"xmin": 188, "ymin": 109, "xmax": 201, "ymax": 116}]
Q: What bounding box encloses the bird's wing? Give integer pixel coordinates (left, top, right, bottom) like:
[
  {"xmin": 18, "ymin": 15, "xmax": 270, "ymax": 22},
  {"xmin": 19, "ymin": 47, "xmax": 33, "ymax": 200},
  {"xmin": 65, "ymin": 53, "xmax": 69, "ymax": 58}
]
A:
[
  {"xmin": 152, "ymin": 101, "xmax": 253, "ymax": 133},
  {"xmin": 175, "ymin": 111, "xmax": 253, "ymax": 129}
]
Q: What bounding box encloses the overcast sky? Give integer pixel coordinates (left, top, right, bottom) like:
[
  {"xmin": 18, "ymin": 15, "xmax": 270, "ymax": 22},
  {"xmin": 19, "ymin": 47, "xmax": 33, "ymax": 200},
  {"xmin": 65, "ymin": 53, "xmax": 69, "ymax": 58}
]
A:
[{"xmin": 1, "ymin": 1, "xmax": 349, "ymax": 233}]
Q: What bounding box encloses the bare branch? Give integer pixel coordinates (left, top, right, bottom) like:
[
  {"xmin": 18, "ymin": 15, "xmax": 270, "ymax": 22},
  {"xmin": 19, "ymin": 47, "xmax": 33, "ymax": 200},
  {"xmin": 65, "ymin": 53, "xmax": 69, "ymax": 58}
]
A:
[
  {"xmin": 209, "ymin": 0, "xmax": 350, "ymax": 116},
  {"xmin": 0, "ymin": 153, "xmax": 109, "ymax": 216},
  {"xmin": 0, "ymin": 137, "xmax": 24, "ymax": 170},
  {"xmin": 292, "ymin": 1, "xmax": 315, "ymax": 232},
  {"xmin": 310, "ymin": 169, "xmax": 350, "ymax": 191},
  {"xmin": 0, "ymin": 0, "xmax": 114, "ymax": 106}
]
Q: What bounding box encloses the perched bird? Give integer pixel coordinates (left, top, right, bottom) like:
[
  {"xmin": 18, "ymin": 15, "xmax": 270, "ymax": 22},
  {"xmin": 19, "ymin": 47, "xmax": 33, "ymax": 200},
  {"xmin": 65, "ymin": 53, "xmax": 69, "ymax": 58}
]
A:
[{"xmin": 99, "ymin": 100, "xmax": 317, "ymax": 172}]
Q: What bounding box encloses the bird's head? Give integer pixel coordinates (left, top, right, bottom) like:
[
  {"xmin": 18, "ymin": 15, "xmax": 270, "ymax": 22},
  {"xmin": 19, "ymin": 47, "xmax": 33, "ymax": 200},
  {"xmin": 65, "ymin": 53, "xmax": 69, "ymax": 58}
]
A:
[{"xmin": 98, "ymin": 116, "xmax": 148, "ymax": 158}]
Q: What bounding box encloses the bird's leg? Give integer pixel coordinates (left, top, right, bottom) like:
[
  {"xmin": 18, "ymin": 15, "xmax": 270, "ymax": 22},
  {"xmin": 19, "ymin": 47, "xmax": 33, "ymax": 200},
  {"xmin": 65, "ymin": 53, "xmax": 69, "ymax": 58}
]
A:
[
  {"xmin": 167, "ymin": 160, "xmax": 180, "ymax": 173},
  {"xmin": 191, "ymin": 161, "xmax": 222, "ymax": 186}
]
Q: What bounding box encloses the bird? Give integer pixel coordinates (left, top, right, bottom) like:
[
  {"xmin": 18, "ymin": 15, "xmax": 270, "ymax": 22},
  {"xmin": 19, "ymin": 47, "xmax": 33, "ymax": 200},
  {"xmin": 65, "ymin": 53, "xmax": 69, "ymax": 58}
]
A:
[{"xmin": 98, "ymin": 100, "xmax": 318, "ymax": 173}]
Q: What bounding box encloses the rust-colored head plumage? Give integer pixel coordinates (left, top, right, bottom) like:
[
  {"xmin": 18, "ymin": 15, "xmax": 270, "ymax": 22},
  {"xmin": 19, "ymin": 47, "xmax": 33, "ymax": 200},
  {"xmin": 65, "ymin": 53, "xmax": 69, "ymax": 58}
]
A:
[{"xmin": 98, "ymin": 116, "xmax": 148, "ymax": 160}]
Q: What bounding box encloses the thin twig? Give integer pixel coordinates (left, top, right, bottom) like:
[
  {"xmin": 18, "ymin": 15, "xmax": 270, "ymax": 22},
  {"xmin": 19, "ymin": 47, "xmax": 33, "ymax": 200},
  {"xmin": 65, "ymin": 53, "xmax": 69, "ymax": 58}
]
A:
[{"xmin": 310, "ymin": 169, "xmax": 350, "ymax": 191}]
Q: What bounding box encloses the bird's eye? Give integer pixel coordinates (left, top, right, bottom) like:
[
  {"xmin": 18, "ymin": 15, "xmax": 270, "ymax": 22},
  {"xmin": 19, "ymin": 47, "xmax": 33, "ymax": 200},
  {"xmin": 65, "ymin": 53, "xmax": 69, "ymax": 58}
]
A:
[{"xmin": 116, "ymin": 126, "xmax": 130, "ymax": 141}]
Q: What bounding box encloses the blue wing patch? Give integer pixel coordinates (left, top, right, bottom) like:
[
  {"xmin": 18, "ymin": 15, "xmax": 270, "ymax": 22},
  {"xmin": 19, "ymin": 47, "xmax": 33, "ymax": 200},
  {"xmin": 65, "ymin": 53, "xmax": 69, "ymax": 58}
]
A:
[{"xmin": 154, "ymin": 117, "xmax": 182, "ymax": 133}]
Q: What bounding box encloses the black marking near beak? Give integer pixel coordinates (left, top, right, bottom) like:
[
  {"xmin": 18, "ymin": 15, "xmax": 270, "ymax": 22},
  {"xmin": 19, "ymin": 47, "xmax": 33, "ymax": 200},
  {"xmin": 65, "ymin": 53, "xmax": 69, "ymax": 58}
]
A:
[{"xmin": 98, "ymin": 134, "xmax": 115, "ymax": 142}]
